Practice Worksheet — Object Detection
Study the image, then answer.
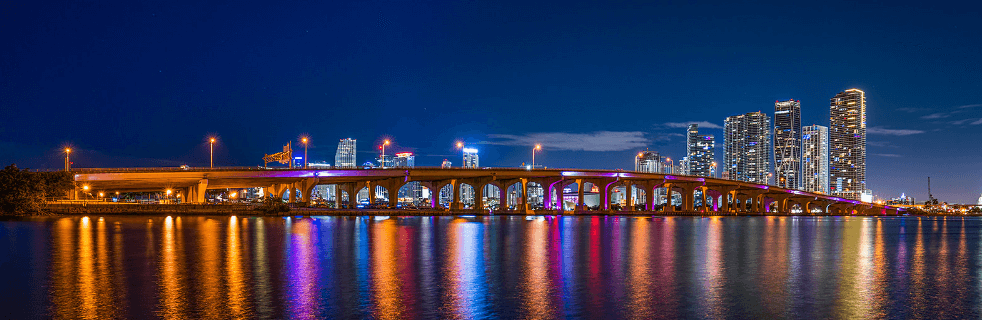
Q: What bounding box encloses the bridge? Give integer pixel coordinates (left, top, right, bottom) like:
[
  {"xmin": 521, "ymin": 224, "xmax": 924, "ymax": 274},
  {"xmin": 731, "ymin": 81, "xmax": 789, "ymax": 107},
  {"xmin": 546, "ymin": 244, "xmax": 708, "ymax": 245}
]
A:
[{"xmin": 70, "ymin": 167, "xmax": 903, "ymax": 215}]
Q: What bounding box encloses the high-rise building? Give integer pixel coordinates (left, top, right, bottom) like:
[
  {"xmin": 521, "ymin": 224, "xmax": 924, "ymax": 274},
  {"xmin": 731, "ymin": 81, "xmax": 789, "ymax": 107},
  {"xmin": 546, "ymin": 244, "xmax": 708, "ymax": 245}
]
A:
[
  {"xmin": 685, "ymin": 124, "xmax": 715, "ymax": 177},
  {"xmin": 392, "ymin": 152, "xmax": 422, "ymax": 204},
  {"xmin": 441, "ymin": 159, "xmax": 452, "ymax": 168},
  {"xmin": 801, "ymin": 125, "xmax": 829, "ymax": 194},
  {"xmin": 462, "ymin": 148, "xmax": 479, "ymax": 168},
  {"xmin": 774, "ymin": 100, "xmax": 802, "ymax": 189},
  {"xmin": 635, "ymin": 150, "xmax": 662, "ymax": 173},
  {"xmin": 334, "ymin": 138, "xmax": 357, "ymax": 168},
  {"xmin": 829, "ymin": 89, "xmax": 867, "ymax": 200},
  {"xmin": 723, "ymin": 112, "xmax": 772, "ymax": 184}
]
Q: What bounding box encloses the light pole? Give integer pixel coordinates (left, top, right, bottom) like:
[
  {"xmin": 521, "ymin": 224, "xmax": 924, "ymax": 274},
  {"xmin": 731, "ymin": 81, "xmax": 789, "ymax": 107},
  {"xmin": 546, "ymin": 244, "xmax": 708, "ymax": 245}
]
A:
[
  {"xmin": 64, "ymin": 148, "xmax": 71, "ymax": 171},
  {"xmin": 380, "ymin": 140, "xmax": 390, "ymax": 168},
  {"xmin": 301, "ymin": 137, "xmax": 309, "ymax": 169},
  {"xmin": 209, "ymin": 138, "xmax": 216, "ymax": 168},
  {"xmin": 456, "ymin": 142, "xmax": 464, "ymax": 168},
  {"xmin": 711, "ymin": 162, "xmax": 717, "ymax": 178},
  {"xmin": 532, "ymin": 144, "xmax": 541, "ymax": 169},
  {"xmin": 666, "ymin": 157, "xmax": 672, "ymax": 174}
]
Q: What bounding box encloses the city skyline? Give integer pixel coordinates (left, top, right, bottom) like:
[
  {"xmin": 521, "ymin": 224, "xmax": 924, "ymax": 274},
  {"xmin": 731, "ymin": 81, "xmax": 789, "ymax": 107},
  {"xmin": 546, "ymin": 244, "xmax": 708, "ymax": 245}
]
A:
[{"xmin": 2, "ymin": 1, "xmax": 981, "ymax": 203}]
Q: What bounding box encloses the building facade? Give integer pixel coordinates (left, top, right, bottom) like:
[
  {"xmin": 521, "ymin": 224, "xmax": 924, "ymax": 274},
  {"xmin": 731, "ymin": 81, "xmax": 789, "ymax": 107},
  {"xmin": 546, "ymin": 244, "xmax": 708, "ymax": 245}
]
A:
[
  {"xmin": 462, "ymin": 148, "xmax": 479, "ymax": 168},
  {"xmin": 723, "ymin": 112, "xmax": 772, "ymax": 184},
  {"xmin": 801, "ymin": 124, "xmax": 829, "ymax": 194},
  {"xmin": 685, "ymin": 124, "xmax": 715, "ymax": 177},
  {"xmin": 774, "ymin": 100, "xmax": 802, "ymax": 189},
  {"xmin": 829, "ymin": 89, "xmax": 867, "ymax": 200},
  {"xmin": 635, "ymin": 150, "xmax": 663, "ymax": 173},
  {"xmin": 334, "ymin": 138, "xmax": 357, "ymax": 168}
]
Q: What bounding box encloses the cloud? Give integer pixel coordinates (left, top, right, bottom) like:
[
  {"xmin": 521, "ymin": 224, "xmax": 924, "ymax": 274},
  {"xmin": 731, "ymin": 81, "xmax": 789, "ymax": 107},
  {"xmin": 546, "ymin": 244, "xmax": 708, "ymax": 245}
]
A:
[
  {"xmin": 867, "ymin": 141, "xmax": 895, "ymax": 147},
  {"xmin": 662, "ymin": 121, "xmax": 723, "ymax": 129},
  {"xmin": 958, "ymin": 104, "xmax": 982, "ymax": 109},
  {"xmin": 921, "ymin": 113, "xmax": 950, "ymax": 119},
  {"xmin": 973, "ymin": 118, "xmax": 982, "ymax": 125},
  {"xmin": 873, "ymin": 153, "xmax": 902, "ymax": 158},
  {"xmin": 485, "ymin": 131, "xmax": 649, "ymax": 151},
  {"xmin": 897, "ymin": 107, "xmax": 928, "ymax": 113},
  {"xmin": 867, "ymin": 126, "xmax": 925, "ymax": 136}
]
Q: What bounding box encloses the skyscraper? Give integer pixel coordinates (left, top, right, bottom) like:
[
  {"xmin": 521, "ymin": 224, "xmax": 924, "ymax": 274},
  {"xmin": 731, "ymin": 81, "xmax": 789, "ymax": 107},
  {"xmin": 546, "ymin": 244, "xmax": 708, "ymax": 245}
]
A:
[
  {"xmin": 774, "ymin": 99, "xmax": 802, "ymax": 189},
  {"xmin": 829, "ymin": 89, "xmax": 866, "ymax": 200},
  {"xmin": 802, "ymin": 125, "xmax": 829, "ymax": 194},
  {"xmin": 723, "ymin": 112, "xmax": 772, "ymax": 184},
  {"xmin": 462, "ymin": 148, "xmax": 479, "ymax": 168},
  {"xmin": 392, "ymin": 152, "xmax": 415, "ymax": 167},
  {"xmin": 635, "ymin": 150, "xmax": 662, "ymax": 173},
  {"xmin": 685, "ymin": 124, "xmax": 715, "ymax": 177},
  {"xmin": 334, "ymin": 138, "xmax": 357, "ymax": 168}
]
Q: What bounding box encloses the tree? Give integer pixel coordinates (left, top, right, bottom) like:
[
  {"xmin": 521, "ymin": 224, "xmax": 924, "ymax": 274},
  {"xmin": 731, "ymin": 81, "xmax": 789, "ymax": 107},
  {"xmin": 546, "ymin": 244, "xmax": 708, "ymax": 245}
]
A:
[{"xmin": 0, "ymin": 164, "xmax": 73, "ymax": 215}]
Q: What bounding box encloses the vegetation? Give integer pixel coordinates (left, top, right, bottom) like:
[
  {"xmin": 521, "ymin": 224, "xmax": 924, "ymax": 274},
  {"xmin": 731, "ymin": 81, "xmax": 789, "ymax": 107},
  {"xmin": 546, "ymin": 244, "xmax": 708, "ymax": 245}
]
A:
[
  {"xmin": 255, "ymin": 196, "xmax": 291, "ymax": 215},
  {"xmin": 0, "ymin": 164, "xmax": 73, "ymax": 215}
]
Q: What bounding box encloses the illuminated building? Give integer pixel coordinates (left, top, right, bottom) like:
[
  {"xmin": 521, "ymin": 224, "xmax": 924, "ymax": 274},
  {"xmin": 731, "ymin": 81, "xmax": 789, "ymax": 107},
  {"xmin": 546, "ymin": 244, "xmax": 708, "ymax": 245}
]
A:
[
  {"xmin": 441, "ymin": 159, "xmax": 452, "ymax": 168},
  {"xmin": 977, "ymin": 193, "xmax": 982, "ymax": 206},
  {"xmin": 801, "ymin": 125, "xmax": 829, "ymax": 194},
  {"xmin": 685, "ymin": 124, "xmax": 715, "ymax": 177},
  {"xmin": 334, "ymin": 138, "xmax": 357, "ymax": 168},
  {"xmin": 463, "ymin": 148, "xmax": 479, "ymax": 168},
  {"xmin": 829, "ymin": 89, "xmax": 866, "ymax": 200},
  {"xmin": 774, "ymin": 99, "xmax": 802, "ymax": 189},
  {"xmin": 723, "ymin": 111, "xmax": 772, "ymax": 183},
  {"xmin": 393, "ymin": 153, "xmax": 422, "ymax": 204},
  {"xmin": 635, "ymin": 150, "xmax": 663, "ymax": 173},
  {"xmin": 392, "ymin": 152, "xmax": 415, "ymax": 167}
]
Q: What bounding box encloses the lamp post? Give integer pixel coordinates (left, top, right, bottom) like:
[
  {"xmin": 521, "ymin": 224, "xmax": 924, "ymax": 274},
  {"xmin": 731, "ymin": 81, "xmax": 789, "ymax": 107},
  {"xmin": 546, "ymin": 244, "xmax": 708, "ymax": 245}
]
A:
[
  {"xmin": 532, "ymin": 144, "xmax": 542, "ymax": 169},
  {"xmin": 666, "ymin": 157, "xmax": 673, "ymax": 174},
  {"xmin": 711, "ymin": 162, "xmax": 717, "ymax": 178},
  {"xmin": 64, "ymin": 148, "xmax": 71, "ymax": 171},
  {"xmin": 301, "ymin": 137, "xmax": 309, "ymax": 169},
  {"xmin": 209, "ymin": 138, "xmax": 216, "ymax": 169},
  {"xmin": 380, "ymin": 140, "xmax": 390, "ymax": 168},
  {"xmin": 456, "ymin": 142, "xmax": 464, "ymax": 168}
]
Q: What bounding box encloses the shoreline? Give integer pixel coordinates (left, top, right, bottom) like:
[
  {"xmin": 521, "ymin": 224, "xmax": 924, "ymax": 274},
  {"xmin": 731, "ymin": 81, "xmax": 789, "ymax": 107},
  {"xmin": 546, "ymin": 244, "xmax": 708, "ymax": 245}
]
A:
[{"xmin": 25, "ymin": 202, "xmax": 970, "ymax": 217}]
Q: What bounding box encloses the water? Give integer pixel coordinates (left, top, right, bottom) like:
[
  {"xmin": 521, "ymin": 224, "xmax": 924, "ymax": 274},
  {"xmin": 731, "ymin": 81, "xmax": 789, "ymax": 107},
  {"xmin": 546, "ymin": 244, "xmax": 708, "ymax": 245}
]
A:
[{"xmin": 1, "ymin": 215, "xmax": 980, "ymax": 319}]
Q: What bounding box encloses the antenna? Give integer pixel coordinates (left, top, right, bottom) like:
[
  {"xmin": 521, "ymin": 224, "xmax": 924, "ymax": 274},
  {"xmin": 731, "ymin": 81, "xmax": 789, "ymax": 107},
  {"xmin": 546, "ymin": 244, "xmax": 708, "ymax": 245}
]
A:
[{"xmin": 928, "ymin": 177, "xmax": 934, "ymax": 201}]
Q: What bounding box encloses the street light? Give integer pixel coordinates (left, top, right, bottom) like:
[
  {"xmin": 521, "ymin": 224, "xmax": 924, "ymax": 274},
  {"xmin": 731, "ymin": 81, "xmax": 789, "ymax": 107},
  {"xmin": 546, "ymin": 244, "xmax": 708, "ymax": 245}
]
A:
[
  {"xmin": 711, "ymin": 162, "xmax": 717, "ymax": 178},
  {"xmin": 380, "ymin": 139, "xmax": 390, "ymax": 168},
  {"xmin": 456, "ymin": 142, "xmax": 464, "ymax": 168},
  {"xmin": 666, "ymin": 157, "xmax": 673, "ymax": 174},
  {"xmin": 532, "ymin": 144, "xmax": 542, "ymax": 169},
  {"xmin": 301, "ymin": 137, "xmax": 309, "ymax": 169},
  {"xmin": 64, "ymin": 148, "xmax": 71, "ymax": 171},
  {"xmin": 209, "ymin": 138, "xmax": 216, "ymax": 169}
]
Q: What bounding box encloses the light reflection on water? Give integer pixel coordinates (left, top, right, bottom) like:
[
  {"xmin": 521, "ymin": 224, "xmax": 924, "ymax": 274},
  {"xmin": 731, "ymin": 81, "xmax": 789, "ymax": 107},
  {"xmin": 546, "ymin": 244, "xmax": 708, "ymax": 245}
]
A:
[{"xmin": 2, "ymin": 216, "xmax": 982, "ymax": 318}]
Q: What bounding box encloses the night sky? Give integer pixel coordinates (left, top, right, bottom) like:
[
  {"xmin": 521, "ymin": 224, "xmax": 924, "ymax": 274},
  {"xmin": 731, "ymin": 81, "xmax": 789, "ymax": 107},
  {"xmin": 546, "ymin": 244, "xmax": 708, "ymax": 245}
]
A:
[{"xmin": 2, "ymin": 0, "xmax": 980, "ymax": 203}]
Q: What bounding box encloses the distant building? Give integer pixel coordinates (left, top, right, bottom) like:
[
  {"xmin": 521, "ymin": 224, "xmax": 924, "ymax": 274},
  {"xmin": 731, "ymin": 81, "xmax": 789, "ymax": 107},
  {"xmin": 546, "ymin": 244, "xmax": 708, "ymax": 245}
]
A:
[
  {"xmin": 801, "ymin": 125, "xmax": 829, "ymax": 194},
  {"xmin": 977, "ymin": 194, "xmax": 982, "ymax": 206},
  {"xmin": 335, "ymin": 138, "xmax": 357, "ymax": 168},
  {"xmin": 774, "ymin": 100, "xmax": 802, "ymax": 189},
  {"xmin": 887, "ymin": 193, "xmax": 915, "ymax": 205},
  {"xmin": 392, "ymin": 152, "xmax": 422, "ymax": 204},
  {"xmin": 635, "ymin": 150, "xmax": 663, "ymax": 173},
  {"xmin": 392, "ymin": 152, "xmax": 415, "ymax": 167},
  {"xmin": 723, "ymin": 112, "xmax": 772, "ymax": 184},
  {"xmin": 463, "ymin": 148, "xmax": 479, "ymax": 168},
  {"xmin": 685, "ymin": 124, "xmax": 715, "ymax": 177},
  {"xmin": 830, "ymin": 89, "xmax": 867, "ymax": 200},
  {"xmin": 442, "ymin": 159, "xmax": 452, "ymax": 168},
  {"xmin": 308, "ymin": 161, "xmax": 331, "ymax": 168}
]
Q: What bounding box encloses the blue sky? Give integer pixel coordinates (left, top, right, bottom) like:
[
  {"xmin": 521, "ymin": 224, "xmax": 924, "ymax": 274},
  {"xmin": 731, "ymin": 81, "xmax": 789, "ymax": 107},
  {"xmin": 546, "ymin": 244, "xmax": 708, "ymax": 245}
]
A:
[{"xmin": 2, "ymin": 0, "xmax": 980, "ymax": 202}]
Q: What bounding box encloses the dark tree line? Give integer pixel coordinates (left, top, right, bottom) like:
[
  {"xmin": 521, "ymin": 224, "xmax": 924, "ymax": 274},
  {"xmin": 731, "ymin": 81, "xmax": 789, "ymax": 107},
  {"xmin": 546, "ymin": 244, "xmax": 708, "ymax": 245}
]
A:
[{"xmin": 0, "ymin": 164, "xmax": 73, "ymax": 215}]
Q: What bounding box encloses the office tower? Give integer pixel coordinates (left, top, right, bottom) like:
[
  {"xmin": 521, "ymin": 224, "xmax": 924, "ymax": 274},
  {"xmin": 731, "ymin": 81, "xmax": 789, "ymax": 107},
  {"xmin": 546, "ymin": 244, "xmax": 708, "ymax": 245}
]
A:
[
  {"xmin": 334, "ymin": 138, "xmax": 357, "ymax": 168},
  {"xmin": 723, "ymin": 112, "xmax": 772, "ymax": 183},
  {"xmin": 829, "ymin": 89, "xmax": 867, "ymax": 200},
  {"xmin": 392, "ymin": 152, "xmax": 422, "ymax": 204},
  {"xmin": 463, "ymin": 148, "xmax": 479, "ymax": 168},
  {"xmin": 635, "ymin": 150, "xmax": 662, "ymax": 173},
  {"xmin": 801, "ymin": 125, "xmax": 829, "ymax": 194},
  {"xmin": 774, "ymin": 100, "xmax": 802, "ymax": 189},
  {"xmin": 685, "ymin": 124, "xmax": 715, "ymax": 177},
  {"xmin": 442, "ymin": 159, "xmax": 452, "ymax": 168}
]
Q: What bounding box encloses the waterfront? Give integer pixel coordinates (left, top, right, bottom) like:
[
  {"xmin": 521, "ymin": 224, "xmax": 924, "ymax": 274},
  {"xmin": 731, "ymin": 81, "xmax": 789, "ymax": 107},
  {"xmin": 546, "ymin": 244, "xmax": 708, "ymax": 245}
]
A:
[{"xmin": 1, "ymin": 215, "xmax": 980, "ymax": 319}]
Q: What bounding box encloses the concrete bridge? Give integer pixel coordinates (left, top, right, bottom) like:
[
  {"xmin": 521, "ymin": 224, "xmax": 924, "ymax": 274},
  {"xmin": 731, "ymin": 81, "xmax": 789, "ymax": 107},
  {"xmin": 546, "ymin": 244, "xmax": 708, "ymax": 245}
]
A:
[{"xmin": 71, "ymin": 167, "xmax": 903, "ymax": 215}]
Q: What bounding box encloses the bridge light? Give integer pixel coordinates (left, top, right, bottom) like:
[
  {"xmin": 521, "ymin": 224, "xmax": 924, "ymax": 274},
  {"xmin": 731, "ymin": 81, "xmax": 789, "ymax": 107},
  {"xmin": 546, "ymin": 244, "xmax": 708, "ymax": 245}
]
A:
[
  {"xmin": 166, "ymin": 189, "xmax": 172, "ymax": 195},
  {"xmin": 82, "ymin": 185, "xmax": 89, "ymax": 191}
]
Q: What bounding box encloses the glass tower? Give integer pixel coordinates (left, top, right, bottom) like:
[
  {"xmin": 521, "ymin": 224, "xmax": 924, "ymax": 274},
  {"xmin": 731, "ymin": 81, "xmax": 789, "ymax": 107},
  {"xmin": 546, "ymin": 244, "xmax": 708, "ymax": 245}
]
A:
[
  {"xmin": 829, "ymin": 89, "xmax": 866, "ymax": 200},
  {"xmin": 685, "ymin": 124, "xmax": 715, "ymax": 177},
  {"xmin": 774, "ymin": 99, "xmax": 802, "ymax": 189},
  {"xmin": 723, "ymin": 112, "xmax": 772, "ymax": 184},
  {"xmin": 801, "ymin": 125, "xmax": 829, "ymax": 194},
  {"xmin": 334, "ymin": 138, "xmax": 357, "ymax": 168}
]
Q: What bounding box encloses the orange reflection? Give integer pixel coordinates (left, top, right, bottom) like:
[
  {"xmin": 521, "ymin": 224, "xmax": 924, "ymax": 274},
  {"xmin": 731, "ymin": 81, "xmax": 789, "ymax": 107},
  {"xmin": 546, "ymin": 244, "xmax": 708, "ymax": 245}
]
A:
[
  {"xmin": 521, "ymin": 219, "xmax": 550, "ymax": 318},
  {"xmin": 226, "ymin": 216, "xmax": 248, "ymax": 318},
  {"xmin": 253, "ymin": 218, "xmax": 273, "ymax": 318},
  {"xmin": 197, "ymin": 218, "xmax": 221, "ymax": 318},
  {"xmin": 287, "ymin": 218, "xmax": 318, "ymax": 319},
  {"xmin": 159, "ymin": 216, "xmax": 187, "ymax": 318},
  {"xmin": 78, "ymin": 217, "xmax": 97, "ymax": 319},
  {"xmin": 52, "ymin": 218, "xmax": 76, "ymax": 319},
  {"xmin": 626, "ymin": 217, "xmax": 654, "ymax": 318},
  {"xmin": 372, "ymin": 219, "xmax": 404, "ymax": 319}
]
